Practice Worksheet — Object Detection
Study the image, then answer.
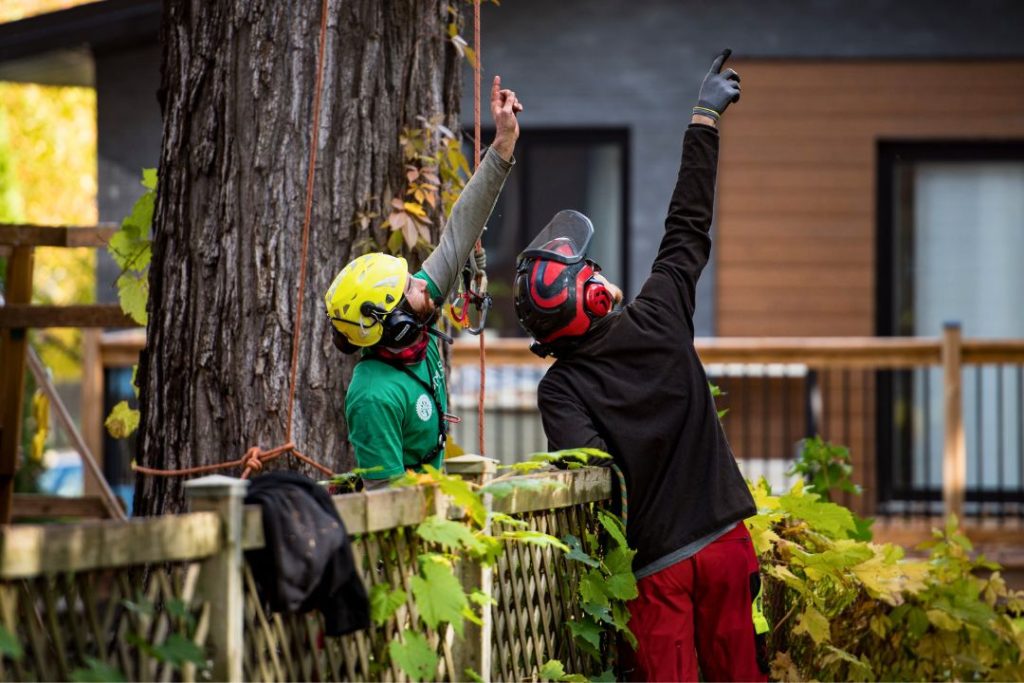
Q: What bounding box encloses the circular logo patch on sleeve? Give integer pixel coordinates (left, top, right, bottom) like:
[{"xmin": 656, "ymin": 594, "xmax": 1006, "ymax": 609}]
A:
[{"xmin": 415, "ymin": 394, "xmax": 433, "ymax": 421}]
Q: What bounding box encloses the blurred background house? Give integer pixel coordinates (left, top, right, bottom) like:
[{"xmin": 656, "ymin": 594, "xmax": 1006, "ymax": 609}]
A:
[{"xmin": 1, "ymin": 1, "xmax": 1023, "ymax": 535}]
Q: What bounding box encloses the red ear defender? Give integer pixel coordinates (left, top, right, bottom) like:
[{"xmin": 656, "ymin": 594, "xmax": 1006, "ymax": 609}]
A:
[{"xmin": 584, "ymin": 279, "xmax": 613, "ymax": 317}]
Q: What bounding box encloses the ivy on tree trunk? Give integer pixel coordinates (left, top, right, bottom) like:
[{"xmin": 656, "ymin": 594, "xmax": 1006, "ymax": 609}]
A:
[{"xmin": 136, "ymin": 0, "xmax": 462, "ymax": 515}]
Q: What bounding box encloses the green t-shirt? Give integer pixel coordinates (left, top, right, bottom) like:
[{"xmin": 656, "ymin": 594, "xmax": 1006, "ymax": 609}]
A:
[{"xmin": 345, "ymin": 271, "xmax": 447, "ymax": 480}]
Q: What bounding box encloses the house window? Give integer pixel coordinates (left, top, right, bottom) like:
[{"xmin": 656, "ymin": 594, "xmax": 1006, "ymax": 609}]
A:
[
  {"xmin": 877, "ymin": 141, "xmax": 1024, "ymax": 513},
  {"xmin": 467, "ymin": 129, "xmax": 629, "ymax": 337}
]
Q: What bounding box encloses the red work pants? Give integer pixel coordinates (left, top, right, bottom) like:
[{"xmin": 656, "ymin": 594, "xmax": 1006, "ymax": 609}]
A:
[{"xmin": 623, "ymin": 523, "xmax": 768, "ymax": 682}]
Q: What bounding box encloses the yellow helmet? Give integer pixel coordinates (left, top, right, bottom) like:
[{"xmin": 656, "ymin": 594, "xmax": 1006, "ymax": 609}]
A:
[{"xmin": 324, "ymin": 253, "xmax": 409, "ymax": 347}]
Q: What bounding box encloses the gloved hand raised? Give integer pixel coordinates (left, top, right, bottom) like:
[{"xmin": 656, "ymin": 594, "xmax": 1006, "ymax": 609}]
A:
[{"xmin": 693, "ymin": 49, "xmax": 741, "ymax": 122}]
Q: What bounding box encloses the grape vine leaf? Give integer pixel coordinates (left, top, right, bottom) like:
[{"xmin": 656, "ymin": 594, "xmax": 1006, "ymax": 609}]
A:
[
  {"xmin": 410, "ymin": 560, "xmax": 468, "ymax": 636},
  {"xmin": 388, "ymin": 630, "xmax": 437, "ymax": 682}
]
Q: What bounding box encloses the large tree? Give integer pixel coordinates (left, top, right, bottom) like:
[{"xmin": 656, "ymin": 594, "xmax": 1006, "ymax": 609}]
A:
[{"xmin": 136, "ymin": 0, "xmax": 463, "ymax": 515}]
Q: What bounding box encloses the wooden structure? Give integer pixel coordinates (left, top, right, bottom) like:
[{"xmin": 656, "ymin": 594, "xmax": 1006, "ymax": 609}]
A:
[
  {"xmin": 0, "ymin": 461, "xmax": 612, "ymax": 682},
  {"xmin": 0, "ymin": 224, "xmax": 135, "ymax": 523}
]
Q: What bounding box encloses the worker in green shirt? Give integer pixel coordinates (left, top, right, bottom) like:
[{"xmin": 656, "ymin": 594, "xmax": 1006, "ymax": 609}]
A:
[{"xmin": 324, "ymin": 76, "xmax": 521, "ymax": 489}]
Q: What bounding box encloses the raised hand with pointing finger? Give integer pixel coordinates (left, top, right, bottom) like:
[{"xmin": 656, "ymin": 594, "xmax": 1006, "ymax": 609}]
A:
[
  {"xmin": 491, "ymin": 75, "xmax": 523, "ymax": 161},
  {"xmin": 693, "ymin": 48, "xmax": 741, "ymax": 123}
]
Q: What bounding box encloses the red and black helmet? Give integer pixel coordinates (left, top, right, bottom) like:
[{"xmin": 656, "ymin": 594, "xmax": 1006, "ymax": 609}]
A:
[{"xmin": 513, "ymin": 210, "xmax": 613, "ymax": 357}]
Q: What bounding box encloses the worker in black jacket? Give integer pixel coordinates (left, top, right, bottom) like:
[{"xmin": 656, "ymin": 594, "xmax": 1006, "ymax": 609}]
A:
[{"xmin": 513, "ymin": 50, "xmax": 766, "ymax": 682}]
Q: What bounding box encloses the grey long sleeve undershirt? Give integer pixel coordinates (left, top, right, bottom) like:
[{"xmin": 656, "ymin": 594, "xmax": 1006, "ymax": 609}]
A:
[{"xmin": 421, "ymin": 147, "xmax": 514, "ymax": 299}]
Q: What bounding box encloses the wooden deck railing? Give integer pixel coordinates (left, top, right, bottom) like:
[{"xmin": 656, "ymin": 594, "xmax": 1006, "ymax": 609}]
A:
[
  {"xmin": 449, "ymin": 329, "xmax": 1024, "ymax": 524},
  {"xmin": 0, "ymin": 462, "xmax": 612, "ymax": 682}
]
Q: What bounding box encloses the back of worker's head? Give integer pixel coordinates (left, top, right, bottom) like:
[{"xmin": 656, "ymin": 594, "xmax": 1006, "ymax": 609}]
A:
[
  {"xmin": 324, "ymin": 253, "xmax": 426, "ymax": 354},
  {"xmin": 513, "ymin": 210, "xmax": 614, "ymax": 358}
]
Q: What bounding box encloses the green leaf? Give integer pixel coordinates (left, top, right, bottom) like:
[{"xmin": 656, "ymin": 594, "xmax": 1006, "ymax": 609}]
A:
[
  {"xmin": 568, "ymin": 617, "xmax": 603, "ymax": 651},
  {"xmin": 152, "ymin": 633, "xmax": 205, "ymax": 667},
  {"xmin": 926, "ymin": 609, "xmax": 961, "ymax": 632},
  {"xmin": 603, "ymin": 546, "xmax": 638, "ymax": 600},
  {"xmin": 386, "ymin": 228, "xmax": 404, "ymax": 254},
  {"xmin": 581, "ymin": 601, "xmax": 614, "ymax": 625},
  {"xmin": 500, "ymin": 530, "xmax": 569, "ymax": 552},
  {"xmin": 590, "ymin": 669, "xmax": 617, "ymax": 682},
  {"xmin": 370, "ymin": 583, "xmax": 407, "ymax": 625},
  {"xmin": 778, "ymin": 490, "xmax": 856, "ymax": 538},
  {"xmin": 122, "ymin": 191, "xmax": 154, "ymax": 235},
  {"xmin": 464, "ymin": 667, "xmax": 484, "ymax": 683},
  {"xmin": 469, "ymin": 589, "xmax": 496, "ymax": 607},
  {"xmin": 563, "ymin": 534, "xmax": 600, "ymax": 568},
  {"xmin": 606, "ymin": 571, "xmax": 638, "ymax": 601},
  {"xmin": 410, "ymin": 559, "xmax": 468, "ymax": 636},
  {"xmin": 794, "ymin": 605, "xmax": 831, "ymax": 645},
  {"xmin": 141, "ymin": 168, "xmax": 158, "ymax": 190},
  {"xmin": 500, "ymin": 460, "xmax": 550, "ymax": 475},
  {"xmin": 489, "ymin": 512, "xmax": 528, "ymax": 529},
  {"xmin": 538, "ymin": 658, "xmax": 587, "ymax": 682},
  {"xmin": 604, "ymin": 545, "xmax": 635, "ymax": 576},
  {"xmin": 71, "ymin": 657, "xmax": 127, "ymax": 683},
  {"xmin": 0, "ymin": 625, "xmax": 23, "ymax": 661},
  {"xmin": 539, "ymin": 659, "xmax": 568, "ymax": 682},
  {"xmin": 597, "ymin": 511, "xmax": 628, "ymax": 549},
  {"xmin": 388, "ymin": 630, "xmax": 438, "ymax": 682},
  {"xmin": 906, "ymin": 606, "xmax": 930, "ymax": 639},
  {"xmin": 423, "ymin": 465, "xmax": 487, "ymax": 527},
  {"xmin": 579, "ymin": 569, "xmax": 609, "ymax": 607},
  {"xmin": 416, "ymin": 515, "xmax": 486, "ymax": 554},
  {"xmin": 115, "ymin": 271, "xmax": 148, "ymax": 325},
  {"xmin": 105, "ymin": 400, "xmax": 140, "ymax": 439}
]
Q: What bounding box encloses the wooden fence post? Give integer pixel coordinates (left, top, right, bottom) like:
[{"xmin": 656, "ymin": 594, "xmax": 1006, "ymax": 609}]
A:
[
  {"xmin": 185, "ymin": 475, "xmax": 248, "ymax": 682},
  {"xmin": 0, "ymin": 246, "xmax": 34, "ymax": 524},
  {"xmin": 446, "ymin": 455, "xmax": 498, "ymax": 682},
  {"xmin": 942, "ymin": 322, "xmax": 965, "ymax": 522}
]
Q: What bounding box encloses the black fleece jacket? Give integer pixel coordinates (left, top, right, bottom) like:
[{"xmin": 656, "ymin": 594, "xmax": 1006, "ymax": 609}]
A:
[{"xmin": 537, "ymin": 123, "xmax": 756, "ymax": 574}]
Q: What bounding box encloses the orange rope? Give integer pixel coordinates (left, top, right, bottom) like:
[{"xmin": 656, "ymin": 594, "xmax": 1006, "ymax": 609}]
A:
[
  {"xmin": 286, "ymin": 0, "xmax": 331, "ymax": 440},
  {"xmin": 135, "ymin": 0, "xmax": 337, "ymax": 482},
  {"xmin": 473, "ymin": 0, "xmax": 486, "ymax": 457}
]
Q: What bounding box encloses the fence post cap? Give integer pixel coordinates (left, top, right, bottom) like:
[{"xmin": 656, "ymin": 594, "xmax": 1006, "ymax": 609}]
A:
[
  {"xmin": 445, "ymin": 454, "xmax": 498, "ymax": 476},
  {"xmin": 184, "ymin": 475, "xmax": 249, "ymax": 499}
]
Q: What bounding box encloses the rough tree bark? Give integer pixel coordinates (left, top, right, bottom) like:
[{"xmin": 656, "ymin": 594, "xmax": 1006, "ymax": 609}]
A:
[{"xmin": 136, "ymin": 0, "xmax": 462, "ymax": 515}]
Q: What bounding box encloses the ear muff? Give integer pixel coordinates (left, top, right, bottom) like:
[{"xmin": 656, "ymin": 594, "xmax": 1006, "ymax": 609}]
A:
[
  {"xmin": 361, "ymin": 302, "xmax": 423, "ymax": 349},
  {"xmin": 583, "ymin": 279, "xmax": 613, "ymax": 318}
]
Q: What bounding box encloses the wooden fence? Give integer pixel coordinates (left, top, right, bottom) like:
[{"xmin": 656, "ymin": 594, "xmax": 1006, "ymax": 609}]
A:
[
  {"xmin": 0, "ymin": 460, "xmax": 613, "ymax": 682},
  {"xmin": 450, "ymin": 328, "xmax": 1024, "ymax": 526}
]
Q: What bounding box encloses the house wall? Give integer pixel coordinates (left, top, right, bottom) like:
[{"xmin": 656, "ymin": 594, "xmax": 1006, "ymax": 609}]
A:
[
  {"xmin": 460, "ymin": 0, "xmax": 1024, "ymax": 335},
  {"xmin": 94, "ymin": 43, "xmax": 162, "ymax": 304},
  {"xmin": 716, "ymin": 60, "xmax": 1024, "ymax": 337}
]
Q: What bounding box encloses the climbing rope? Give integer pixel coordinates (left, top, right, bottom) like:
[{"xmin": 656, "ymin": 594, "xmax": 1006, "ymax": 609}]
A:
[
  {"xmin": 138, "ymin": 0, "xmax": 492, "ymax": 480},
  {"xmin": 472, "ymin": 0, "xmax": 487, "ymax": 457},
  {"xmin": 136, "ymin": 0, "xmax": 336, "ymax": 480}
]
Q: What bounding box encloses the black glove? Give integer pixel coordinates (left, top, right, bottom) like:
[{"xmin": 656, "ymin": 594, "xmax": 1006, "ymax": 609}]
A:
[{"xmin": 693, "ymin": 49, "xmax": 741, "ymax": 122}]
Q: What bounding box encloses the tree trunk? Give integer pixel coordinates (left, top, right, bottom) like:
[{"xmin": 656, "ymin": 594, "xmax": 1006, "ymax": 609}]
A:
[{"xmin": 136, "ymin": 0, "xmax": 462, "ymax": 515}]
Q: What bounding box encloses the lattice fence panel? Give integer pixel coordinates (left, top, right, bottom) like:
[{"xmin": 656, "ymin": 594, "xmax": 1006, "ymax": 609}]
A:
[
  {"xmin": 242, "ymin": 524, "xmax": 456, "ymax": 682},
  {"xmin": 491, "ymin": 501, "xmax": 610, "ymax": 682},
  {"xmin": 0, "ymin": 562, "xmax": 209, "ymax": 682}
]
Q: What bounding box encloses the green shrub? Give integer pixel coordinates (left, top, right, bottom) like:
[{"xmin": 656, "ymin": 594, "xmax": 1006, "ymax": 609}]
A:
[{"xmin": 751, "ymin": 479, "xmax": 1024, "ymax": 681}]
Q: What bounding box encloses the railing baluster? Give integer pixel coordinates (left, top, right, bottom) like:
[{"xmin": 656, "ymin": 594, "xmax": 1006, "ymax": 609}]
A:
[
  {"xmin": 977, "ymin": 366, "xmax": 984, "ymax": 519},
  {"xmin": 923, "ymin": 368, "xmax": 931, "ymax": 517},
  {"xmin": 997, "ymin": 365, "xmax": 1005, "ymax": 521}
]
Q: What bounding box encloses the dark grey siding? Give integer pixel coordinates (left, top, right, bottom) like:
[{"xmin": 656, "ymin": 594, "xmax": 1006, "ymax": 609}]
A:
[
  {"xmin": 462, "ymin": 0, "xmax": 1024, "ymax": 334},
  {"xmin": 94, "ymin": 44, "xmax": 162, "ymax": 304}
]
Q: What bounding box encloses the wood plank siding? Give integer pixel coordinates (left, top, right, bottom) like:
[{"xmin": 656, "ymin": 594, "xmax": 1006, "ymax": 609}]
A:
[
  {"xmin": 716, "ymin": 60, "xmax": 1024, "ymax": 337},
  {"xmin": 713, "ymin": 61, "xmax": 1024, "ymax": 513}
]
